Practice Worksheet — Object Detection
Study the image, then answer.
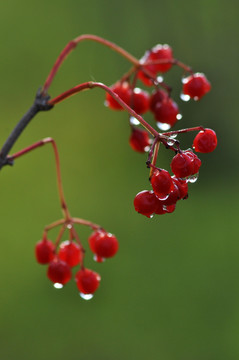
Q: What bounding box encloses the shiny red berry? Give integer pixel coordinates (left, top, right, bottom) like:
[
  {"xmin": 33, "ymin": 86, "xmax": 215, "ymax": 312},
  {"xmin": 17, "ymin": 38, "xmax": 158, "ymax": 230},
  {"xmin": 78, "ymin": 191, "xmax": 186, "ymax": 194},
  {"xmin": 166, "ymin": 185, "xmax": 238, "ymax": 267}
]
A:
[
  {"xmin": 47, "ymin": 258, "xmax": 72, "ymax": 285},
  {"xmin": 94, "ymin": 232, "xmax": 119, "ymax": 258},
  {"xmin": 150, "ymin": 44, "xmax": 173, "ymax": 73},
  {"xmin": 129, "ymin": 128, "xmax": 151, "ymax": 153},
  {"xmin": 150, "ymin": 89, "xmax": 167, "ymax": 112},
  {"xmin": 131, "ymin": 88, "xmax": 150, "ymax": 114},
  {"xmin": 35, "ymin": 238, "xmax": 55, "ymax": 264},
  {"xmin": 58, "ymin": 240, "xmax": 82, "ymax": 267},
  {"xmin": 184, "ymin": 150, "xmax": 201, "ymax": 174},
  {"xmin": 160, "ymin": 182, "xmax": 180, "ymax": 206},
  {"xmin": 134, "ymin": 190, "xmax": 158, "ymax": 217},
  {"xmin": 151, "ymin": 169, "xmax": 174, "ymax": 199},
  {"xmin": 152, "ymin": 98, "xmax": 179, "ymax": 127},
  {"xmin": 182, "ymin": 73, "xmax": 211, "ymax": 100},
  {"xmin": 193, "ymin": 128, "xmax": 217, "ymax": 153},
  {"xmin": 172, "ymin": 177, "xmax": 188, "ymax": 199},
  {"xmin": 75, "ymin": 268, "xmax": 101, "ymax": 294},
  {"xmin": 170, "ymin": 152, "xmax": 194, "ymax": 178},
  {"xmin": 105, "ymin": 82, "xmax": 131, "ymax": 110}
]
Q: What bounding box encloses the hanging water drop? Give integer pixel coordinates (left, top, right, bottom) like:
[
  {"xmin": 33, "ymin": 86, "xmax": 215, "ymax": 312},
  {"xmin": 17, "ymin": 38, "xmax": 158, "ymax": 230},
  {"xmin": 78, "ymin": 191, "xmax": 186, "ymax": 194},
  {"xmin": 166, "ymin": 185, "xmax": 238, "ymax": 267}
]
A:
[
  {"xmin": 79, "ymin": 292, "xmax": 94, "ymax": 300},
  {"xmin": 53, "ymin": 283, "xmax": 64, "ymax": 289},
  {"xmin": 156, "ymin": 122, "xmax": 171, "ymax": 131},
  {"xmin": 156, "ymin": 193, "xmax": 169, "ymax": 201},
  {"xmin": 176, "ymin": 113, "xmax": 182, "ymax": 120},
  {"xmin": 156, "ymin": 75, "xmax": 164, "ymax": 83},
  {"xmin": 180, "ymin": 93, "xmax": 190, "ymax": 102},
  {"xmin": 187, "ymin": 173, "xmax": 199, "ymax": 183},
  {"xmin": 129, "ymin": 117, "xmax": 140, "ymax": 126}
]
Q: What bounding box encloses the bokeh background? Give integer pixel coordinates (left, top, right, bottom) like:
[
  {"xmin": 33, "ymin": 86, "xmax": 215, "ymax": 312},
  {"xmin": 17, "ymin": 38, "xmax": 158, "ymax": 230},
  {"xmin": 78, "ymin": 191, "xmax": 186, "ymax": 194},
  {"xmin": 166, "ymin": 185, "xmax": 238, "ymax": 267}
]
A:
[{"xmin": 0, "ymin": 1, "xmax": 238, "ymax": 359}]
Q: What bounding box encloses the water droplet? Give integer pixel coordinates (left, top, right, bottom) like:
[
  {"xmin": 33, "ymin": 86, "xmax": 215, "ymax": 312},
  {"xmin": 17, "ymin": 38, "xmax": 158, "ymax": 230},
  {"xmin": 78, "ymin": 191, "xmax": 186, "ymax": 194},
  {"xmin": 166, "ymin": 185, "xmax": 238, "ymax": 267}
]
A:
[
  {"xmin": 180, "ymin": 93, "xmax": 190, "ymax": 102},
  {"xmin": 156, "ymin": 75, "xmax": 164, "ymax": 83},
  {"xmin": 176, "ymin": 113, "xmax": 182, "ymax": 120},
  {"xmin": 156, "ymin": 193, "xmax": 169, "ymax": 201},
  {"xmin": 193, "ymin": 96, "xmax": 199, "ymax": 101},
  {"xmin": 187, "ymin": 173, "xmax": 199, "ymax": 183},
  {"xmin": 79, "ymin": 293, "xmax": 94, "ymax": 300},
  {"xmin": 156, "ymin": 122, "xmax": 171, "ymax": 131},
  {"xmin": 170, "ymin": 134, "xmax": 178, "ymax": 139},
  {"xmin": 54, "ymin": 283, "xmax": 63, "ymax": 289},
  {"xmin": 93, "ymin": 254, "xmax": 105, "ymax": 263},
  {"xmin": 143, "ymin": 145, "xmax": 150, "ymax": 152},
  {"xmin": 129, "ymin": 117, "xmax": 140, "ymax": 126},
  {"xmin": 67, "ymin": 224, "xmax": 72, "ymax": 229},
  {"xmin": 162, "ymin": 205, "xmax": 168, "ymax": 211},
  {"xmin": 167, "ymin": 140, "xmax": 175, "ymax": 146},
  {"xmin": 150, "ymin": 214, "xmax": 154, "ymax": 219}
]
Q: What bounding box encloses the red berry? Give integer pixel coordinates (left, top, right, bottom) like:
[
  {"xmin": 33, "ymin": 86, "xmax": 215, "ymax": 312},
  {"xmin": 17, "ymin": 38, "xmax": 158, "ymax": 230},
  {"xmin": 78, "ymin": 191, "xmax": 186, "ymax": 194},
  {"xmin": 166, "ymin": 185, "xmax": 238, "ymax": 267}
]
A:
[
  {"xmin": 161, "ymin": 182, "xmax": 180, "ymax": 206},
  {"xmin": 47, "ymin": 258, "xmax": 72, "ymax": 285},
  {"xmin": 150, "ymin": 44, "xmax": 173, "ymax": 73},
  {"xmin": 184, "ymin": 150, "xmax": 201, "ymax": 174},
  {"xmin": 58, "ymin": 240, "xmax": 82, "ymax": 267},
  {"xmin": 94, "ymin": 232, "xmax": 119, "ymax": 258},
  {"xmin": 154, "ymin": 201, "xmax": 167, "ymax": 215},
  {"xmin": 137, "ymin": 44, "xmax": 173, "ymax": 86},
  {"xmin": 170, "ymin": 152, "xmax": 194, "ymax": 178},
  {"xmin": 152, "ymin": 98, "xmax": 179, "ymax": 127},
  {"xmin": 151, "ymin": 169, "xmax": 174, "ymax": 199},
  {"xmin": 75, "ymin": 268, "xmax": 101, "ymax": 294},
  {"xmin": 133, "ymin": 190, "xmax": 158, "ymax": 217},
  {"xmin": 129, "ymin": 128, "xmax": 151, "ymax": 153},
  {"xmin": 88, "ymin": 230, "xmax": 102, "ymax": 253},
  {"xmin": 193, "ymin": 128, "xmax": 217, "ymax": 153},
  {"xmin": 105, "ymin": 82, "xmax": 131, "ymax": 110},
  {"xmin": 131, "ymin": 88, "xmax": 150, "ymax": 114},
  {"xmin": 172, "ymin": 177, "xmax": 188, "ymax": 199},
  {"xmin": 182, "ymin": 73, "xmax": 211, "ymax": 100},
  {"xmin": 150, "ymin": 89, "xmax": 167, "ymax": 112},
  {"xmin": 35, "ymin": 238, "xmax": 55, "ymax": 264}
]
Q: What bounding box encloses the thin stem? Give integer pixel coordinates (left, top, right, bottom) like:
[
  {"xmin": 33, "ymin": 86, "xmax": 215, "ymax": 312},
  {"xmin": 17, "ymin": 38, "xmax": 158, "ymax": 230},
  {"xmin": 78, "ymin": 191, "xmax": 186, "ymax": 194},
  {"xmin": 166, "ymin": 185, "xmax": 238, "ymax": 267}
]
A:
[
  {"xmin": 8, "ymin": 137, "xmax": 71, "ymax": 221},
  {"xmin": 54, "ymin": 225, "xmax": 67, "ymax": 250},
  {"xmin": 149, "ymin": 140, "xmax": 160, "ymax": 179},
  {"xmin": 72, "ymin": 217, "xmax": 101, "ymax": 230},
  {"xmin": 44, "ymin": 219, "xmax": 66, "ymax": 233},
  {"xmin": 48, "ymin": 81, "xmax": 159, "ymax": 137},
  {"xmin": 42, "ymin": 34, "xmax": 139, "ymax": 94},
  {"xmin": 163, "ymin": 126, "xmax": 204, "ymax": 136}
]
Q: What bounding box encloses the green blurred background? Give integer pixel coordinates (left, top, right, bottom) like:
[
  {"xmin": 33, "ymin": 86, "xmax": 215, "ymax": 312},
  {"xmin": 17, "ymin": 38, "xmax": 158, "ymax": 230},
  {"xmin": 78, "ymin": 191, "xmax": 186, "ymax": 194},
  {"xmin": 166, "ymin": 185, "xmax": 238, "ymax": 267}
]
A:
[{"xmin": 0, "ymin": 1, "xmax": 238, "ymax": 359}]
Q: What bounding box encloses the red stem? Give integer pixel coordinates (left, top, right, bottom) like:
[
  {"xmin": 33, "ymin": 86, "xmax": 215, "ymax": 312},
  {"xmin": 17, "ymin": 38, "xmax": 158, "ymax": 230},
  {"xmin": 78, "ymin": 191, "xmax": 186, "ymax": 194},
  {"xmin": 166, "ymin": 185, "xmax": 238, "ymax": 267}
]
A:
[
  {"xmin": 48, "ymin": 81, "xmax": 159, "ymax": 137},
  {"xmin": 8, "ymin": 138, "xmax": 71, "ymax": 221},
  {"xmin": 42, "ymin": 34, "xmax": 139, "ymax": 94},
  {"xmin": 163, "ymin": 126, "xmax": 204, "ymax": 136}
]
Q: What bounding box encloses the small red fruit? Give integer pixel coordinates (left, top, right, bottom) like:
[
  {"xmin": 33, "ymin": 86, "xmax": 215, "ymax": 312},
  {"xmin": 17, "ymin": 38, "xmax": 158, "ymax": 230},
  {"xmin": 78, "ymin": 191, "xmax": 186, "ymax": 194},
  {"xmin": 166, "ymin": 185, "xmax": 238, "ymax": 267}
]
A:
[
  {"xmin": 182, "ymin": 73, "xmax": 211, "ymax": 100},
  {"xmin": 131, "ymin": 88, "xmax": 150, "ymax": 114},
  {"xmin": 94, "ymin": 232, "xmax": 119, "ymax": 258},
  {"xmin": 134, "ymin": 190, "xmax": 158, "ymax": 217},
  {"xmin": 35, "ymin": 238, "xmax": 55, "ymax": 264},
  {"xmin": 172, "ymin": 177, "xmax": 188, "ymax": 199},
  {"xmin": 75, "ymin": 268, "xmax": 101, "ymax": 294},
  {"xmin": 152, "ymin": 98, "xmax": 179, "ymax": 127},
  {"xmin": 184, "ymin": 150, "xmax": 201, "ymax": 174},
  {"xmin": 193, "ymin": 128, "xmax": 217, "ymax": 153},
  {"xmin": 47, "ymin": 258, "xmax": 72, "ymax": 285},
  {"xmin": 151, "ymin": 169, "xmax": 174, "ymax": 199},
  {"xmin": 58, "ymin": 240, "xmax": 82, "ymax": 267},
  {"xmin": 150, "ymin": 89, "xmax": 167, "ymax": 112},
  {"xmin": 105, "ymin": 82, "xmax": 131, "ymax": 110},
  {"xmin": 129, "ymin": 128, "xmax": 151, "ymax": 153},
  {"xmin": 170, "ymin": 152, "xmax": 194, "ymax": 178}
]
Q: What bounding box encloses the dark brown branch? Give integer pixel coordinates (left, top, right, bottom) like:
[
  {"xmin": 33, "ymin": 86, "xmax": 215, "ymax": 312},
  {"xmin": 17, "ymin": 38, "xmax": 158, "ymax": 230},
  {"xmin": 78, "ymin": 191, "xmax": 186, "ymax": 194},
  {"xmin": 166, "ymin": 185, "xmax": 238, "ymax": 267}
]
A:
[{"xmin": 0, "ymin": 89, "xmax": 53, "ymax": 170}]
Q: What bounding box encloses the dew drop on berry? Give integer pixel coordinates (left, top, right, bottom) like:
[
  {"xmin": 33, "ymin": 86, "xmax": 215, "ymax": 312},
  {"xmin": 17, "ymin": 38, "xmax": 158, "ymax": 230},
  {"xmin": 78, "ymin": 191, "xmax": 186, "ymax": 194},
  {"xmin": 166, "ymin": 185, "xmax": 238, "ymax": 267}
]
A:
[
  {"xmin": 156, "ymin": 193, "xmax": 169, "ymax": 201},
  {"xmin": 167, "ymin": 140, "xmax": 175, "ymax": 146},
  {"xmin": 93, "ymin": 254, "xmax": 105, "ymax": 263},
  {"xmin": 180, "ymin": 93, "xmax": 190, "ymax": 102},
  {"xmin": 156, "ymin": 122, "xmax": 171, "ymax": 131},
  {"xmin": 150, "ymin": 214, "xmax": 154, "ymax": 219},
  {"xmin": 170, "ymin": 134, "xmax": 178, "ymax": 139},
  {"xmin": 156, "ymin": 75, "xmax": 164, "ymax": 83},
  {"xmin": 79, "ymin": 292, "xmax": 94, "ymax": 300},
  {"xmin": 187, "ymin": 173, "xmax": 199, "ymax": 183},
  {"xmin": 129, "ymin": 117, "xmax": 140, "ymax": 126},
  {"xmin": 176, "ymin": 113, "xmax": 182, "ymax": 120},
  {"xmin": 53, "ymin": 283, "xmax": 64, "ymax": 289}
]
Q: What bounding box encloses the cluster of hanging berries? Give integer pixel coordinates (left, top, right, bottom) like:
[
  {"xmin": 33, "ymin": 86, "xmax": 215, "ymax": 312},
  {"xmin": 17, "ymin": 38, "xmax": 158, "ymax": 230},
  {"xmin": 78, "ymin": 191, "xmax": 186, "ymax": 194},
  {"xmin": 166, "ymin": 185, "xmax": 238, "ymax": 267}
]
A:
[
  {"xmin": 35, "ymin": 225, "xmax": 118, "ymax": 299},
  {"xmin": 104, "ymin": 43, "xmax": 217, "ymax": 217},
  {"xmin": 0, "ymin": 35, "xmax": 217, "ymax": 299}
]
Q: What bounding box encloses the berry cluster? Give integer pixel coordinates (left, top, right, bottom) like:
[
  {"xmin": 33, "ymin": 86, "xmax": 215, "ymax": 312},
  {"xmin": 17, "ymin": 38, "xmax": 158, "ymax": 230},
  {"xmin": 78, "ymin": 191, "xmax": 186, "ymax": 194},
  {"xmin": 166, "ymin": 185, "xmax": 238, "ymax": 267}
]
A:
[
  {"xmin": 35, "ymin": 226, "xmax": 118, "ymax": 299},
  {"xmin": 1, "ymin": 35, "xmax": 217, "ymax": 299},
  {"xmin": 104, "ymin": 43, "xmax": 216, "ymax": 217}
]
